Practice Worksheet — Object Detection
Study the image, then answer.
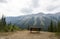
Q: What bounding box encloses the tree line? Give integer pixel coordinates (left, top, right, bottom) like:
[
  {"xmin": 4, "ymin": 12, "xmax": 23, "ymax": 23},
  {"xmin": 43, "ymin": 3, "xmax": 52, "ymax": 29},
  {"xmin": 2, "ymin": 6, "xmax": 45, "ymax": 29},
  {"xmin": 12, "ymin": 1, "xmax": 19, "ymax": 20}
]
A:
[
  {"xmin": 48, "ymin": 19, "xmax": 60, "ymax": 32},
  {"xmin": 0, "ymin": 15, "xmax": 20, "ymax": 32}
]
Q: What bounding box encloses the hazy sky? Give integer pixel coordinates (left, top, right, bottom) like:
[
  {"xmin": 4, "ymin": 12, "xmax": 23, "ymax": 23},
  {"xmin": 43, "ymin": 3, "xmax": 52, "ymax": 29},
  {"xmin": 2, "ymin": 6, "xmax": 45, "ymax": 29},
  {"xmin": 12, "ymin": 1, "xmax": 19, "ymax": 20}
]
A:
[{"xmin": 0, "ymin": 0, "xmax": 60, "ymax": 17}]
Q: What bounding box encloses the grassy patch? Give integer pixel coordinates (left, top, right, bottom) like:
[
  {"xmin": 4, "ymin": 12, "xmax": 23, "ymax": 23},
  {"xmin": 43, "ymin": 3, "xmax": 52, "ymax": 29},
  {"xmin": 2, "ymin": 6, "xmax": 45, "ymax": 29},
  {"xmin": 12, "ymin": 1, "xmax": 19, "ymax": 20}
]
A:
[
  {"xmin": 56, "ymin": 32, "xmax": 60, "ymax": 36},
  {"xmin": 55, "ymin": 32, "xmax": 60, "ymax": 39}
]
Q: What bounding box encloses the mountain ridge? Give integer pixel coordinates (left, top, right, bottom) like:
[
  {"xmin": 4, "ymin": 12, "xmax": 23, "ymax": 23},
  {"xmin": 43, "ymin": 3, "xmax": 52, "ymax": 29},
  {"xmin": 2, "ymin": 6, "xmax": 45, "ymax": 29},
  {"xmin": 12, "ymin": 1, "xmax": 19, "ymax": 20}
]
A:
[{"xmin": 6, "ymin": 12, "xmax": 60, "ymax": 30}]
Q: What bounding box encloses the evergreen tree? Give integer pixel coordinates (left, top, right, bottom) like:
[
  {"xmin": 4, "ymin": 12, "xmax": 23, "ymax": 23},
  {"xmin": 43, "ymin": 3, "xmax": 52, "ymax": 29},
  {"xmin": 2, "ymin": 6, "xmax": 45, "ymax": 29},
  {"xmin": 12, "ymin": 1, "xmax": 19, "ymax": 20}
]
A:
[
  {"xmin": 53, "ymin": 22, "xmax": 57, "ymax": 32},
  {"xmin": 1, "ymin": 15, "xmax": 6, "ymax": 27},
  {"xmin": 57, "ymin": 21, "xmax": 60, "ymax": 32},
  {"xmin": 0, "ymin": 15, "xmax": 20, "ymax": 32},
  {"xmin": 27, "ymin": 24, "xmax": 29, "ymax": 30},
  {"xmin": 0, "ymin": 15, "xmax": 6, "ymax": 32},
  {"xmin": 48, "ymin": 20, "xmax": 53, "ymax": 32}
]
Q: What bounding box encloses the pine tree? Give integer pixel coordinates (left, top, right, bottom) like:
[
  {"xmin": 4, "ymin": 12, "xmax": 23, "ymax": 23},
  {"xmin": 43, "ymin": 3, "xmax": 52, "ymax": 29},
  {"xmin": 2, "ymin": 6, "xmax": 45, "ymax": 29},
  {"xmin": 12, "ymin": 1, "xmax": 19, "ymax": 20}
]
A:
[
  {"xmin": 57, "ymin": 21, "xmax": 60, "ymax": 32},
  {"xmin": 53, "ymin": 23, "xmax": 57, "ymax": 32},
  {"xmin": 0, "ymin": 15, "xmax": 20, "ymax": 32},
  {"xmin": 48, "ymin": 20, "xmax": 53, "ymax": 32},
  {"xmin": 1, "ymin": 15, "xmax": 6, "ymax": 26},
  {"xmin": 27, "ymin": 24, "xmax": 29, "ymax": 30},
  {"xmin": 0, "ymin": 15, "xmax": 6, "ymax": 31}
]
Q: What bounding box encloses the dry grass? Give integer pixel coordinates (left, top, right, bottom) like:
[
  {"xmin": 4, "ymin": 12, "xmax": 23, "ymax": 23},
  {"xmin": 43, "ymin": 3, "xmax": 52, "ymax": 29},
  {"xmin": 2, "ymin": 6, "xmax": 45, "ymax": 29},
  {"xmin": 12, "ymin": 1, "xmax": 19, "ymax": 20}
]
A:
[{"xmin": 55, "ymin": 33, "xmax": 60, "ymax": 39}]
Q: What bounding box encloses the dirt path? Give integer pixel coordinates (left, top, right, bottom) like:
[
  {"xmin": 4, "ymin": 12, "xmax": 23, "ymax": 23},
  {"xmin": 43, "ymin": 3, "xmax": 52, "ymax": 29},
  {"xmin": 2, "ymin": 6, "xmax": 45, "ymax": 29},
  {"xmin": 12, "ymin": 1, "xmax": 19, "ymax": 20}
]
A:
[{"xmin": 0, "ymin": 31, "xmax": 58, "ymax": 39}]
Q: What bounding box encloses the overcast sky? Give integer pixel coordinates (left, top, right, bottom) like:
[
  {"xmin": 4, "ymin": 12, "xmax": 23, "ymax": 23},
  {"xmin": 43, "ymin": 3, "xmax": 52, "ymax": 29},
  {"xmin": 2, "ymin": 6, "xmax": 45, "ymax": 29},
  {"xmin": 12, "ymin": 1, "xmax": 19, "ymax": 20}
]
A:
[{"xmin": 0, "ymin": 0, "xmax": 60, "ymax": 17}]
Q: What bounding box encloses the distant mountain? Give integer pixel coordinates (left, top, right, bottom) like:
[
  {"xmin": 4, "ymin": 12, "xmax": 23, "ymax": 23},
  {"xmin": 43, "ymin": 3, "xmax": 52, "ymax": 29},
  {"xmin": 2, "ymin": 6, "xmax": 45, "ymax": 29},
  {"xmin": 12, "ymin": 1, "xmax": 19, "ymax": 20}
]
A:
[{"xmin": 6, "ymin": 12, "xmax": 60, "ymax": 30}]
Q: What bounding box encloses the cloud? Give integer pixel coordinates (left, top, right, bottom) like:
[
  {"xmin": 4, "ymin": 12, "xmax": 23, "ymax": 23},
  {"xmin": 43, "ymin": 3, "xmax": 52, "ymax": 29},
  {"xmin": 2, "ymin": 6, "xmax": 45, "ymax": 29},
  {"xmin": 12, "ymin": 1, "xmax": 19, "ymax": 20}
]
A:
[
  {"xmin": 20, "ymin": 0, "xmax": 40, "ymax": 14},
  {"xmin": 46, "ymin": 6, "xmax": 59, "ymax": 11},
  {"xmin": 21, "ymin": 8, "xmax": 33, "ymax": 14},
  {"xmin": 32, "ymin": 0, "xmax": 39, "ymax": 8},
  {"xmin": 0, "ymin": 0, "xmax": 7, "ymax": 3},
  {"xmin": 0, "ymin": 0, "xmax": 60, "ymax": 17},
  {"xmin": 45, "ymin": 0, "xmax": 60, "ymax": 12}
]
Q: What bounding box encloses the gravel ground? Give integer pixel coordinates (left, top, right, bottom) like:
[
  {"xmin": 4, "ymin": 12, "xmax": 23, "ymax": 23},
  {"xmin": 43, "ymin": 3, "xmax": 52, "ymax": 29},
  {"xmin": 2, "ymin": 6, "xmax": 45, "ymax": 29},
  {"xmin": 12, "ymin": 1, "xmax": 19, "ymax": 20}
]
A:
[{"xmin": 0, "ymin": 31, "xmax": 58, "ymax": 39}]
